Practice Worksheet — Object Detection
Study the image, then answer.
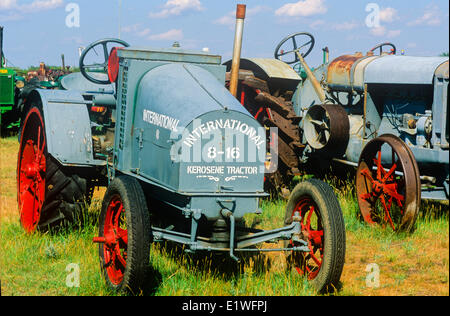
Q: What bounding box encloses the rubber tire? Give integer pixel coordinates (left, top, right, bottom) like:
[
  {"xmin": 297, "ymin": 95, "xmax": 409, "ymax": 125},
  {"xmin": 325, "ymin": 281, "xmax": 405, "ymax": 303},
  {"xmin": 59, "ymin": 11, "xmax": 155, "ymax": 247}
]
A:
[
  {"xmin": 38, "ymin": 155, "xmax": 91, "ymax": 229},
  {"xmin": 19, "ymin": 105, "xmax": 91, "ymax": 232},
  {"xmin": 98, "ymin": 176, "xmax": 152, "ymax": 294},
  {"xmin": 284, "ymin": 179, "xmax": 346, "ymax": 293}
]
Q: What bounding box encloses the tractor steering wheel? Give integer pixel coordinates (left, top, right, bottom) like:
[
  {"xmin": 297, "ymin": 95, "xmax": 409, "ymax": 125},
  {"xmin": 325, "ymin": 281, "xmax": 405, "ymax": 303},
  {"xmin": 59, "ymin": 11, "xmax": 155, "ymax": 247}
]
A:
[
  {"xmin": 370, "ymin": 42, "xmax": 397, "ymax": 55},
  {"xmin": 274, "ymin": 32, "xmax": 315, "ymax": 64},
  {"xmin": 79, "ymin": 38, "xmax": 130, "ymax": 85}
]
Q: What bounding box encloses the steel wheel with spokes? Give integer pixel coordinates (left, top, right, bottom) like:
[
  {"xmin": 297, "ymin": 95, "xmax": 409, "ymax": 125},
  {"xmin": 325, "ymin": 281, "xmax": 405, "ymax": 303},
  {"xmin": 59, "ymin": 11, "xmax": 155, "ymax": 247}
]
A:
[
  {"xmin": 17, "ymin": 106, "xmax": 92, "ymax": 232},
  {"xmin": 284, "ymin": 179, "xmax": 346, "ymax": 293},
  {"xmin": 94, "ymin": 176, "xmax": 151, "ymax": 294},
  {"xmin": 356, "ymin": 134, "xmax": 421, "ymax": 232},
  {"xmin": 17, "ymin": 107, "xmax": 46, "ymax": 233},
  {"xmin": 289, "ymin": 197, "xmax": 324, "ymax": 280}
]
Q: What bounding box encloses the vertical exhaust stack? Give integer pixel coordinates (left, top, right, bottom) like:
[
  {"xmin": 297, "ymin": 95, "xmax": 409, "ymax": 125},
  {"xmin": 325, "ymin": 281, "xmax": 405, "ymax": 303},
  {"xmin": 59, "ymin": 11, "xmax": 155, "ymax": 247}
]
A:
[
  {"xmin": 0, "ymin": 26, "xmax": 4, "ymax": 68},
  {"xmin": 229, "ymin": 4, "xmax": 246, "ymax": 97}
]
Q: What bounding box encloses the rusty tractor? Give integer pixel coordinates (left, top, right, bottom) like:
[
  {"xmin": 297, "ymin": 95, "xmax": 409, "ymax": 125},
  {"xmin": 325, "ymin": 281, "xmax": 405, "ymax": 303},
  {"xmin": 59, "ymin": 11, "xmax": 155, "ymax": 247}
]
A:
[{"xmin": 228, "ymin": 31, "xmax": 448, "ymax": 232}]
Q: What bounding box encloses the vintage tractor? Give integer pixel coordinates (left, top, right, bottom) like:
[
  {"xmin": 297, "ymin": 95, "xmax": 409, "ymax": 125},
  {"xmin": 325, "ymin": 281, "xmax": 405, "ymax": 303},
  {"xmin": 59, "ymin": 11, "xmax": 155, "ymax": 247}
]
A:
[
  {"xmin": 230, "ymin": 31, "xmax": 449, "ymax": 232},
  {"xmin": 16, "ymin": 35, "xmax": 346, "ymax": 294},
  {"xmin": 0, "ymin": 26, "xmax": 23, "ymax": 133},
  {"xmin": 1, "ymin": 26, "xmax": 71, "ymax": 134}
]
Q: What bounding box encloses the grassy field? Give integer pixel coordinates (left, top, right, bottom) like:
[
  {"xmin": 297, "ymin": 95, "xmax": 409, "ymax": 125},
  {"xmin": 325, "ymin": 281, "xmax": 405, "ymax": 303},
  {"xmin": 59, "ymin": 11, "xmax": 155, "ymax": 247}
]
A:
[{"xmin": 1, "ymin": 136, "xmax": 448, "ymax": 296}]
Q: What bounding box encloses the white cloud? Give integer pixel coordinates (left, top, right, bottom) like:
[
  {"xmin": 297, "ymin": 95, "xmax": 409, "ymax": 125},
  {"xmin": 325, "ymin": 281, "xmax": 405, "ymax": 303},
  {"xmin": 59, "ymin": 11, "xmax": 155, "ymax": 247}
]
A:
[
  {"xmin": 370, "ymin": 26, "xmax": 386, "ymax": 37},
  {"xmin": 408, "ymin": 5, "xmax": 442, "ymax": 26},
  {"xmin": 387, "ymin": 29, "xmax": 401, "ymax": 38},
  {"xmin": 214, "ymin": 5, "xmax": 269, "ymax": 29},
  {"xmin": 148, "ymin": 29, "xmax": 183, "ymax": 41},
  {"xmin": 150, "ymin": 0, "xmax": 204, "ymax": 19},
  {"xmin": 0, "ymin": 12, "xmax": 22, "ymax": 22},
  {"xmin": 0, "ymin": 0, "xmax": 63, "ymax": 12},
  {"xmin": 379, "ymin": 7, "xmax": 398, "ymax": 23},
  {"xmin": 310, "ymin": 20, "xmax": 325, "ymax": 30},
  {"xmin": 275, "ymin": 0, "xmax": 327, "ymax": 17},
  {"xmin": 370, "ymin": 26, "xmax": 401, "ymax": 38},
  {"xmin": 214, "ymin": 12, "xmax": 234, "ymax": 27},
  {"xmin": 0, "ymin": 0, "xmax": 18, "ymax": 9},
  {"xmin": 333, "ymin": 21, "xmax": 359, "ymax": 31},
  {"xmin": 23, "ymin": 0, "xmax": 63, "ymax": 12},
  {"xmin": 122, "ymin": 24, "xmax": 151, "ymax": 37}
]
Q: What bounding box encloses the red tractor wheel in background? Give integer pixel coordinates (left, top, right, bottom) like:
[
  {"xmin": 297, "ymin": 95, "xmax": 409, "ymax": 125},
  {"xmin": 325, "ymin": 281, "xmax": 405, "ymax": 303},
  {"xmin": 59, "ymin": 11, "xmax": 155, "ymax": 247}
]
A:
[
  {"xmin": 356, "ymin": 134, "xmax": 421, "ymax": 232},
  {"xmin": 17, "ymin": 106, "xmax": 92, "ymax": 232}
]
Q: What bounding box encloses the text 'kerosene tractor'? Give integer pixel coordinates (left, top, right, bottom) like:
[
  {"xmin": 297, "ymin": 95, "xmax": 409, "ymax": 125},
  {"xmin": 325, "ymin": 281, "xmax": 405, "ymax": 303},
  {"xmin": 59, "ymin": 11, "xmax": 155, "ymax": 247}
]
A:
[{"xmin": 16, "ymin": 7, "xmax": 346, "ymax": 294}]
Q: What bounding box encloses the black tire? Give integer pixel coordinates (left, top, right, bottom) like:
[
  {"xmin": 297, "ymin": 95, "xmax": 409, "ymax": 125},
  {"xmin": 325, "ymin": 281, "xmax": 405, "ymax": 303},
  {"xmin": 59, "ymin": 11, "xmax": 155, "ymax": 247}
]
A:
[
  {"xmin": 96, "ymin": 175, "xmax": 151, "ymax": 294},
  {"xmin": 18, "ymin": 105, "xmax": 91, "ymax": 232},
  {"xmin": 284, "ymin": 179, "xmax": 346, "ymax": 293}
]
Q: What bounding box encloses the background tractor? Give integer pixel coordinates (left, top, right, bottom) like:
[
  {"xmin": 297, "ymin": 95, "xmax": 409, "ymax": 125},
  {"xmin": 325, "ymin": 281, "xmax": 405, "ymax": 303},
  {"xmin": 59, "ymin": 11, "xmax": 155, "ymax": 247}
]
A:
[
  {"xmin": 0, "ymin": 26, "xmax": 22, "ymax": 133},
  {"xmin": 228, "ymin": 32, "xmax": 448, "ymax": 232}
]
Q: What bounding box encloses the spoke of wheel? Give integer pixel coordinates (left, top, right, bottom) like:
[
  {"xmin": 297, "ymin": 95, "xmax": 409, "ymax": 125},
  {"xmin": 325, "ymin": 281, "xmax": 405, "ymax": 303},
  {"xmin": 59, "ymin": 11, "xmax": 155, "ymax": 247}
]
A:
[
  {"xmin": 115, "ymin": 245, "xmax": 127, "ymax": 269},
  {"xmin": 361, "ymin": 168, "xmax": 375, "ymax": 184},
  {"xmin": 376, "ymin": 151, "xmax": 383, "ymax": 180},
  {"xmin": 380, "ymin": 194, "xmax": 395, "ymax": 230},
  {"xmin": 383, "ymin": 163, "xmax": 398, "ymax": 182}
]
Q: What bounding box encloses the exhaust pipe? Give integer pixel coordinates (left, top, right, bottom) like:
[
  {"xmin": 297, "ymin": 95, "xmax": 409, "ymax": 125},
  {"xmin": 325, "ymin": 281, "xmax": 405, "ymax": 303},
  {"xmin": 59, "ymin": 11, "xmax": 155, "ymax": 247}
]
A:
[
  {"xmin": 229, "ymin": 4, "xmax": 246, "ymax": 98},
  {"xmin": 0, "ymin": 26, "xmax": 4, "ymax": 67}
]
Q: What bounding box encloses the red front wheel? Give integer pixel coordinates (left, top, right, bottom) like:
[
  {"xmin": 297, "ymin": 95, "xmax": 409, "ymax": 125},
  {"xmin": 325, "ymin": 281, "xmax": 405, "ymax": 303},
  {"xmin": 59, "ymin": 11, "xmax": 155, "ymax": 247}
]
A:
[
  {"xmin": 94, "ymin": 176, "xmax": 151, "ymax": 294},
  {"xmin": 356, "ymin": 135, "xmax": 421, "ymax": 232},
  {"xmin": 284, "ymin": 179, "xmax": 346, "ymax": 293}
]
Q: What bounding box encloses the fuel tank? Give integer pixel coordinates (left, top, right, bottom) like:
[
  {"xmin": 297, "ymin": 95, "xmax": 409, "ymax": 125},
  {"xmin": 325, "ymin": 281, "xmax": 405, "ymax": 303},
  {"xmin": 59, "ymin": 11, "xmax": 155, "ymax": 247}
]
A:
[{"xmin": 128, "ymin": 63, "xmax": 266, "ymax": 194}]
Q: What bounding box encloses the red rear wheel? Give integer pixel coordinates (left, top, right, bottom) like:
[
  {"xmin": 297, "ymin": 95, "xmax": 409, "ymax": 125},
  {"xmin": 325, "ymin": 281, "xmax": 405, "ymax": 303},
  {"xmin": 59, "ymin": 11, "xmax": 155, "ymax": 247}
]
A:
[
  {"xmin": 17, "ymin": 108, "xmax": 46, "ymax": 233},
  {"xmin": 17, "ymin": 105, "xmax": 93, "ymax": 232}
]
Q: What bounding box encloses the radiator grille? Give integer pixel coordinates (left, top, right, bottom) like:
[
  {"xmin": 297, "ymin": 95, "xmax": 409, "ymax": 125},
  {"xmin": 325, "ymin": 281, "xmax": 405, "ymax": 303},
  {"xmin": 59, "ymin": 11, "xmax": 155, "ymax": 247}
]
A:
[{"xmin": 0, "ymin": 74, "xmax": 14, "ymax": 105}]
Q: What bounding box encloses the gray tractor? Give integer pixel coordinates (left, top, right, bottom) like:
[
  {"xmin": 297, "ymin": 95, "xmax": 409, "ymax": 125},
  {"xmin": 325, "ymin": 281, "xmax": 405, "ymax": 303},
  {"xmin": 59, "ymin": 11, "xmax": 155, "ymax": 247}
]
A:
[{"xmin": 229, "ymin": 32, "xmax": 448, "ymax": 232}]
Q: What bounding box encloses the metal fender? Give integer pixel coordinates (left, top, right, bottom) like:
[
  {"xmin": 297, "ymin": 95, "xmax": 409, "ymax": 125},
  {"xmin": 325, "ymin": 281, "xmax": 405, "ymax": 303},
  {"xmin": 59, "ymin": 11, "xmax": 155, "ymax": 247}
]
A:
[{"xmin": 30, "ymin": 89, "xmax": 102, "ymax": 167}]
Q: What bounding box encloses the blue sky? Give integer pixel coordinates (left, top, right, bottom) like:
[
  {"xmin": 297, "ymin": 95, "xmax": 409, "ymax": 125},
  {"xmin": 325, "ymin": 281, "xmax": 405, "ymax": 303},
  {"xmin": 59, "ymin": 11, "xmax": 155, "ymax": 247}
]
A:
[{"xmin": 1, "ymin": 0, "xmax": 448, "ymax": 68}]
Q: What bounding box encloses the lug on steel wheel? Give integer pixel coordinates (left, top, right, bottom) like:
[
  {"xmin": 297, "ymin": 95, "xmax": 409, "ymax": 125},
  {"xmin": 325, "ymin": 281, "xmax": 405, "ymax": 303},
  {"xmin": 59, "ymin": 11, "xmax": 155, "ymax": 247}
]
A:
[
  {"xmin": 94, "ymin": 176, "xmax": 151, "ymax": 294},
  {"xmin": 356, "ymin": 134, "xmax": 421, "ymax": 232},
  {"xmin": 284, "ymin": 179, "xmax": 346, "ymax": 293},
  {"xmin": 17, "ymin": 107, "xmax": 46, "ymax": 233}
]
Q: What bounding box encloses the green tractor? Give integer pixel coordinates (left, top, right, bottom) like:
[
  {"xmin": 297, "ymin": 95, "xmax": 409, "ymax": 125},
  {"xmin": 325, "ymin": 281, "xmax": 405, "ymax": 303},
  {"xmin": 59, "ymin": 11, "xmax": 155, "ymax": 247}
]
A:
[{"xmin": 0, "ymin": 26, "xmax": 23, "ymax": 133}]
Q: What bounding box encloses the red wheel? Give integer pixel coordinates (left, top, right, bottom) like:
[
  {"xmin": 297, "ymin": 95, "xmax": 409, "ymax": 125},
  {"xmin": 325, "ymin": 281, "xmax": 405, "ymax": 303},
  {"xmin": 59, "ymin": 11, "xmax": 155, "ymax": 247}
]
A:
[
  {"xmin": 94, "ymin": 176, "xmax": 151, "ymax": 293},
  {"xmin": 17, "ymin": 106, "xmax": 92, "ymax": 232},
  {"xmin": 17, "ymin": 108, "xmax": 46, "ymax": 233},
  {"xmin": 289, "ymin": 197, "xmax": 324, "ymax": 280},
  {"xmin": 284, "ymin": 179, "xmax": 346, "ymax": 293},
  {"xmin": 97, "ymin": 194, "xmax": 128, "ymax": 285},
  {"xmin": 356, "ymin": 135, "xmax": 421, "ymax": 232}
]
